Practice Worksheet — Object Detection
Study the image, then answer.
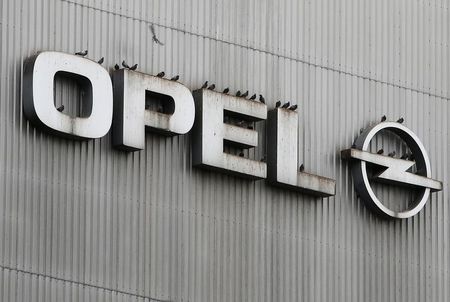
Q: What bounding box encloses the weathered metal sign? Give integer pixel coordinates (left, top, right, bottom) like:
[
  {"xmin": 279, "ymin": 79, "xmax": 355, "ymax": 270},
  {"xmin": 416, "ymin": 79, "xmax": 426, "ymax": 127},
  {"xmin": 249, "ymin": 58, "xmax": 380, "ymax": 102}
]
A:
[{"xmin": 23, "ymin": 51, "xmax": 443, "ymax": 219}]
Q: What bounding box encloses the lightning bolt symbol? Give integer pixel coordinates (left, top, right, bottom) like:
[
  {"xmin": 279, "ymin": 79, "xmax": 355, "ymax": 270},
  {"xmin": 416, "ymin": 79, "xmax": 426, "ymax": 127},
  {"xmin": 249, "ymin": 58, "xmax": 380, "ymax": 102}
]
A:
[{"xmin": 341, "ymin": 148, "xmax": 442, "ymax": 191}]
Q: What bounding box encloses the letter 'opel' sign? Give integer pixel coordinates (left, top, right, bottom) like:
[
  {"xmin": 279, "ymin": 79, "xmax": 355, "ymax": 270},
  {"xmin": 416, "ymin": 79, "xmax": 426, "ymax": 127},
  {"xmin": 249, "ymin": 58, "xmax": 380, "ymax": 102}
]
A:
[{"xmin": 22, "ymin": 51, "xmax": 444, "ymax": 219}]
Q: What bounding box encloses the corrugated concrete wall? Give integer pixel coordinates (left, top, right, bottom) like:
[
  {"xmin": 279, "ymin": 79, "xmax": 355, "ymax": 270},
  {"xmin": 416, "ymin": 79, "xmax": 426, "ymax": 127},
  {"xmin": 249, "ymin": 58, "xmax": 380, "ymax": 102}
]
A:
[{"xmin": 0, "ymin": 0, "xmax": 449, "ymax": 301}]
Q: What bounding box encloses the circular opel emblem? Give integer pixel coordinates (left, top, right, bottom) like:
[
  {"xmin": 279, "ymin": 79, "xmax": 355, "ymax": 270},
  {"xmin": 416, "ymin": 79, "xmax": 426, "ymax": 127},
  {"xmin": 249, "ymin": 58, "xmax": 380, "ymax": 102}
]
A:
[{"xmin": 341, "ymin": 121, "xmax": 442, "ymax": 219}]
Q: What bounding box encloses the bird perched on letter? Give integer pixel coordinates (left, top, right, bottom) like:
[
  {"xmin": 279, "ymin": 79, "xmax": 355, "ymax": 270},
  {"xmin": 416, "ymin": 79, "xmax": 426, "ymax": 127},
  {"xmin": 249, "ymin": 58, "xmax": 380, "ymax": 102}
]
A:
[
  {"xmin": 381, "ymin": 115, "xmax": 387, "ymax": 122},
  {"xmin": 97, "ymin": 57, "xmax": 104, "ymax": 64},
  {"xmin": 289, "ymin": 105, "xmax": 298, "ymax": 111},
  {"xmin": 201, "ymin": 81, "xmax": 208, "ymax": 89},
  {"xmin": 129, "ymin": 64, "xmax": 138, "ymax": 71},
  {"xmin": 388, "ymin": 151, "xmax": 396, "ymax": 157},
  {"xmin": 170, "ymin": 75, "xmax": 180, "ymax": 81},
  {"xmin": 249, "ymin": 94, "xmax": 256, "ymax": 100},
  {"xmin": 223, "ymin": 87, "xmax": 230, "ymax": 94},
  {"xmin": 281, "ymin": 102, "xmax": 290, "ymax": 108},
  {"xmin": 156, "ymin": 71, "xmax": 165, "ymax": 78},
  {"xmin": 397, "ymin": 117, "xmax": 404, "ymax": 124},
  {"xmin": 75, "ymin": 50, "xmax": 88, "ymax": 56},
  {"xmin": 275, "ymin": 101, "xmax": 281, "ymax": 108},
  {"xmin": 122, "ymin": 60, "xmax": 130, "ymax": 69},
  {"xmin": 208, "ymin": 84, "xmax": 215, "ymax": 90},
  {"xmin": 259, "ymin": 95, "xmax": 265, "ymax": 103}
]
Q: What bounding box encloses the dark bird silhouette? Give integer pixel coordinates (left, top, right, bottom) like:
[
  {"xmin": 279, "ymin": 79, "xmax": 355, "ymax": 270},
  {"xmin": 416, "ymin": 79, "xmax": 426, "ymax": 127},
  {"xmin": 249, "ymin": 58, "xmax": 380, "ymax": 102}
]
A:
[
  {"xmin": 249, "ymin": 94, "xmax": 256, "ymax": 100},
  {"xmin": 201, "ymin": 81, "xmax": 208, "ymax": 89},
  {"xmin": 388, "ymin": 151, "xmax": 396, "ymax": 157},
  {"xmin": 238, "ymin": 152, "xmax": 244, "ymax": 157},
  {"xmin": 75, "ymin": 50, "xmax": 88, "ymax": 56},
  {"xmin": 377, "ymin": 149, "xmax": 384, "ymax": 155},
  {"xmin": 381, "ymin": 115, "xmax": 387, "ymax": 122},
  {"xmin": 156, "ymin": 71, "xmax": 165, "ymax": 78},
  {"xmin": 235, "ymin": 90, "xmax": 241, "ymax": 97},
  {"xmin": 223, "ymin": 87, "xmax": 230, "ymax": 94},
  {"xmin": 360, "ymin": 128, "xmax": 364, "ymax": 134},
  {"xmin": 122, "ymin": 60, "xmax": 130, "ymax": 69},
  {"xmin": 259, "ymin": 95, "xmax": 265, "ymax": 103},
  {"xmin": 114, "ymin": 64, "xmax": 120, "ymax": 70},
  {"xmin": 281, "ymin": 102, "xmax": 290, "ymax": 108},
  {"xmin": 289, "ymin": 105, "xmax": 298, "ymax": 111},
  {"xmin": 400, "ymin": 153, "xmax": 409, "ymax": 160},
  {"xmin": 97, "ymin": 57, "xmax": 104, "ymax": 64},
  {"xmin": 170, "ymin": 75, "xmax": 180, "ymax": 81},
  {"xmin": 129, "ymin": 64, "xmax": 138, "ymax": 71},
  {"xmin": 299, "ymin": 164, "xmax": 305, "ymax": 172},
  {"xmin": 208, "ymin": 84, "xmax": 216, "ymax": 90},
  {"xmin": 150, "ymin": 24, "xmax": 164, "ymax": 45},
  {"xmin": 275, "ymin": 101, "xmax": 281, "ymax": 108},
  {"xmin": 397, "ymin": 117, "xmax": 404, "ymax": 124},
  {"xmin": 241, "ymin": 91, "xmax": 249, "ymax": 98},
  {"xmin": 57, "ymin": 105, "xmax": 64, "ymax": 112}
]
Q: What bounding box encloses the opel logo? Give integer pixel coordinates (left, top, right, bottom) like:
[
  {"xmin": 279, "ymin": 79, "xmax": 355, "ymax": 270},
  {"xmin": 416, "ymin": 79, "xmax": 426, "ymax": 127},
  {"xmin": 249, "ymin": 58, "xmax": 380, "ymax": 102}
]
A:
[{"xmin": 342, "ymin": 121, "xmax": 443, "ymax": 219}]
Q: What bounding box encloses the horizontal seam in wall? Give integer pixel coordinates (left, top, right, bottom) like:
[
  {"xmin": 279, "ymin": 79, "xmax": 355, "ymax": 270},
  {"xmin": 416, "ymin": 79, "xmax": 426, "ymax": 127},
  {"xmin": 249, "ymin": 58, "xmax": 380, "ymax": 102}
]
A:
[{"xmin": 0, "ymin": 264, "xmax": 172, "ymax": 302}]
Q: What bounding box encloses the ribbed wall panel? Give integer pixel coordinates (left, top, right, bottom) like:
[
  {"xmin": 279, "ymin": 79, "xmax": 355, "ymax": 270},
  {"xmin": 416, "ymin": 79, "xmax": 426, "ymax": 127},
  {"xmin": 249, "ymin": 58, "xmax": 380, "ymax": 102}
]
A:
[{"xmin": 0, "ymin": 0, "xmax": 449, "ymax": 301}]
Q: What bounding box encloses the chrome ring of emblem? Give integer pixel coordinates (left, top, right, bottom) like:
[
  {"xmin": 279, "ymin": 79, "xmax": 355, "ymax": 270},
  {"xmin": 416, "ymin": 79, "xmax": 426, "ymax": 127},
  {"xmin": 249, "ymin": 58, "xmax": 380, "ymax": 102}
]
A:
[{"xmin": 351, "ymin": 122, "xmax": 431, "ymax": 219}]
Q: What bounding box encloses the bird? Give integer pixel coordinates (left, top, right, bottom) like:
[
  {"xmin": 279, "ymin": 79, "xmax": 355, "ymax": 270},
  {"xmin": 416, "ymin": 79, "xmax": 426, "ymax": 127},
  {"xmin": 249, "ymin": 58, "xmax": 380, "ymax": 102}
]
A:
[
  {"xmin": 299, "ymin": 164, "xmax": 305, "ymax": 172},
  {"xmin": 122, "ymin": 60, "xmax": 130, "ymax": 69},
  {"xmin": 75, "ymin": 50, "xmax": 88, "ymax": 56},
  {"xmin": 208, "ymin": 84, "xmax": 216, "ymax": 90},
  {"xmin": 56, "ymin": 105, "xmax": 64, "ymax": 112},
  {"xmin": 249, "ymin": 94, "xmax": 256, "ymax": 100},
  {"xmin": 201, "ymin": 81, "xmax": 208, "ymax": 89},
  {"xmin": 156, "ymin": 71, "xmax": 165, "ymax": 78},
  {"xmin": 114, "ymin": 64, "xmax": 120, "ymax": 70},
  {"xmin": 259, "ymin": 95, "xmax": 265, "ymax": 103},
  {"xmin": 97, "ymin": 57, "xmax": 104, "ymax": 64},
  {"xmin": 397, "ymin": 117, "xmax": 404, "ymax": 124},
  {"xmin": 150, "ymin": 24, "xmax": 164, "ymax": 45},
  {"xmin": 238, "ymin": 152, "xmax": 244, "ymax": 157},
  {"xmin": 381, "ymin": 115, "xmax": 387, "ymax": 122},
  {"xmin": 241, "ymin": 91, "xmax": 249, "ymax": 98},
  {"xmin": 129, "ymin": 64, "xmax": 138, "ymax": 71},
  {"xmin": 400, "ymin": 153, "xmax": 409, "ymax": 160},
  {"xmin": 223, "ymin": 87, "xmax": 230, "ymax": 94},
  {"xmin": 360, "ymin": 128, "xmax": 364, "ymax": 134},
  {"xmin": 377, "ymin": 149, "xmax": 384, "ymax": 155},
  {"xmin": 235, "ymin": 90, "xmax": 241, "ymax": 97},
  {"xmin": 388, "ymin": 151, "xmax": 396, "ymax": 157},
  {"xmin": 289, "ymin": 105, "xmax": 298, "ymax": 111},
  {"xmin": 281, "ymin": 102, "xmax": 290, "ymax": 108},
  {"xmin": 170, "ymin": 75, "xmax": 180, "ymax": 81},
  {"xmin": 275, "ymin": 101, "xmax": 281, "ymax": 108}
]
